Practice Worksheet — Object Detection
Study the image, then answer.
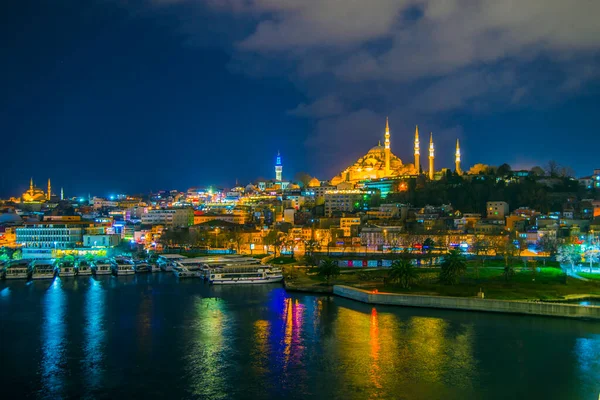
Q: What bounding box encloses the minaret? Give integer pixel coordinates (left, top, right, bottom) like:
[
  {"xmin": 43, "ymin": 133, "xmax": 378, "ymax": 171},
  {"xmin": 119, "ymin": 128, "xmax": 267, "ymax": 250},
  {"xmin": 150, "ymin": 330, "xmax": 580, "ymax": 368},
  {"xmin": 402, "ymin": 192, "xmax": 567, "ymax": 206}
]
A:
[
  {"xmin": 275, "ymin": 151, "xmax": 282, "ymax": 182},
  {"xmin": 29, "ymin": 177, "xmax": 34, "ymax": 193},
  {"xmin": 47, "ymin": 178, "xmax": 51, "ymax": 200},
  {"xmin": 61, "ymin": 187, "xmax": 64, "ymax": 201},
  {"xmin": 384, "ymin": 117, "xmax": 391, "ymax": 175},
  {"xmin": 428, "ymin": 133, "xmax": 435, "ymax": 180},
  {"xmin": 414, "ymin": 125, "xmax": 420, "ymax": 173},
  {"xmin": 455, "ymin": 139, "xmax": 462, "ymax": 175}
]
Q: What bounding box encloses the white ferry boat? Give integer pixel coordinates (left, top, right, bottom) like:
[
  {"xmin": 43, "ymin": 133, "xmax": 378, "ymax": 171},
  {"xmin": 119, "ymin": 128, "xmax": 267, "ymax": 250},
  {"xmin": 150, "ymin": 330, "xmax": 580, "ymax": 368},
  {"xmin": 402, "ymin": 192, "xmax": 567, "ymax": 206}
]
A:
[
  {"xmin": 134, "ymin": 261, "xmax": 152, "ymax": 273},
  {"xmin": 31, "ymin": 260, "xmax": 56, "ymax": 280},
  {"xmin": 3, "ymin": 260, "xmax": 30, "ymax": 280},
  {"xmin": 94, "ymin": 259, "xmax": 113, "ymax": 275},
  {"xmin": 76, "ymin": 260, "xmax": 93, "ymax": 276},
  {"xmin": 113, "ymin": 257, "xmax": 135, "ymax": 276},
  {"xmin": 56, "ymin": 260, "xmax": 76, "ymax": 277},
  {"xmin": 173, "ymin": 264, "xmax": 202, "ymax": 279},
  {"xmin": 209, "ymin": 265, "xmax": 283, "ymax": 285}
]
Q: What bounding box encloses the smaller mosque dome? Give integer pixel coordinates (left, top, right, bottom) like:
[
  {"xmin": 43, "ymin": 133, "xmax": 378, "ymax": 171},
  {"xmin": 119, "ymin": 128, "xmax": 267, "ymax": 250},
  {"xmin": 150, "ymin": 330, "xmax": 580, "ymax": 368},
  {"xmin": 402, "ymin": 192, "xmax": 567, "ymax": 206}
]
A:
[{"xmin": 307, "ymin": 177, "xmax": 321, "ymax": 187}]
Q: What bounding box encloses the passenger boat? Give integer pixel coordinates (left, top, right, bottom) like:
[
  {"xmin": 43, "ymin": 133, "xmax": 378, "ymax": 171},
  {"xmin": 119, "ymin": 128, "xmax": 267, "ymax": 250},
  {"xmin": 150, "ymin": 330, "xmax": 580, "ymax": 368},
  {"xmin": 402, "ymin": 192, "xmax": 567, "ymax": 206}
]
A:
[
  {"xmin": 31, "ymin": 260, "xmax": 56, "ymax": 280},
  {"xmin": 76, "ymin": 260, "xmax": 93, "ymax": 276},
  {"xmin": 173, "ymin": 264, "xmax": 202, "ymax": 278},
  {"xmin": 134, "ymin": 261, "xmax": 152, "ymax": 273},
  {"xmin": 93, "ymin": 259, "xmax": 113, "ymax": 275},
  {"xmin": 56, "ymin": 260, "xmax": 76, "ymax": 277},
  {"xmin": 209, "ymin": 265, "xmax": 283, "ymax": 285},
  {"xmin": 3, "ymin": 260, "xmax": 30, "ymax": 280},
  {"xmin": 113, "ymin": 257, "xmax": 135, "ymax": 276}
]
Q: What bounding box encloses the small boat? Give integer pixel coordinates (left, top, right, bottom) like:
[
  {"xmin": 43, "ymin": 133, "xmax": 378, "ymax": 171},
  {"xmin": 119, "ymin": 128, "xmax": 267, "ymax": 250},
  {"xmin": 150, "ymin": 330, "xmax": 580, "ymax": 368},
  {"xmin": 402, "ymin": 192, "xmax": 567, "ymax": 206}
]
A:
[
  {"xmin": 76, "ymin": 260, "xmax": 93, "ymax": 276},
  {"xmin": 134, "ymin": 262, "xmax": 152, "ymax": 273},
  {"xmin": 209, "ymin": 265, "xmax": 283, "ymax": 285},
  {"xmin": 93, "ymin": 259, "xmax": 113, "ymax": 275},
  {"xmin": 113, "ymin": 257, "xmax": 135, "ymax": 276},
  {"xmin": 31, "ymin": 260, "xmax": 56, "ymax": 280},
  {"xmin": 150, "ymin": 263, "xmax": 161, "ymax": 273},
  {"xmin": 3, "ymin": 260, "xmax": 30, "ymax": 280},
  {"xmin": 173, "ymin": 264, "xmax": 202, "ymax": 278},
  {"xmin": 56, "ymin": 260, "xmax": 76, "ymax": 277}
]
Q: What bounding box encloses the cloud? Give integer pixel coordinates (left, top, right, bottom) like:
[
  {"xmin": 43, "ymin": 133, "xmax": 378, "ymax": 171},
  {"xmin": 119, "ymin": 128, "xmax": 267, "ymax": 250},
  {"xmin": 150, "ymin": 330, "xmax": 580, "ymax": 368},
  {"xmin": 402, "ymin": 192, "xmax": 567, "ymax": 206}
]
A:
[{"xmin": 286, "ymin": 95, "xmax": 344, "ymax": 118}]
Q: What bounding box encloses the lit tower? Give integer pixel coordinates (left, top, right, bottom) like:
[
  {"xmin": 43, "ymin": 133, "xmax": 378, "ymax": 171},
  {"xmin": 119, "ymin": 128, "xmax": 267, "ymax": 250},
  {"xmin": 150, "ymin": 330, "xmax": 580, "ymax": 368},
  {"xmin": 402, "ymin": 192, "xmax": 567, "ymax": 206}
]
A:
[
  {"xmin": 47, "ymin": 178, "xmax": 51, "ymax": 200},
  {"xmin": 29, "ymin": 177, "xmax": 34, "ymax": 192},
  {"xmin": 455, "ymin": 139, "xmax": 462, "ymax": 175},
  {"xmin": 384, "ymin": 117, "xmax": 391, "ymax": 175},
  {"xmin": 414, "ymin": 125, "xmax": 420, "ymax": 173},
  {"xmin": 428, "ymin": 133, "xmax": 435, "ymax": 180},
  {"xmin": 275, "ymin": 151, "xmax": 282, "ymax": 182},
  {"xmin": 61, "ymin": 187, "xmax": 64, "ymax": 200}
]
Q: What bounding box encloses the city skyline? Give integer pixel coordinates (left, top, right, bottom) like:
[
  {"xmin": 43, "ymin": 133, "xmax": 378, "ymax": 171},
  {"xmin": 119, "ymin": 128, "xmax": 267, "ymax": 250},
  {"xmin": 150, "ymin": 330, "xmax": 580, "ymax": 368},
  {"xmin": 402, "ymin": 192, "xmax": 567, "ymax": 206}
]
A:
[{"xmin": 2, "ymin": 0, "xmax": 600, "ymax": 195}]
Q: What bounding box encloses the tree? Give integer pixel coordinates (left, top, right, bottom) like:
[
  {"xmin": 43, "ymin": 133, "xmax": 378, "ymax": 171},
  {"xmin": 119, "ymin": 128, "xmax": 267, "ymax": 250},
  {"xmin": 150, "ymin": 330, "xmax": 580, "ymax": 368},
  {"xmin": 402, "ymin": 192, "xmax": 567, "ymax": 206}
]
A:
[
  {"xmin": 11, "ymin": 249, "xmax": 22, "ymax": 260},
  {"xmin": 317, "ymin": 258, "xmax": 340, "ymax": 284},
  {"xmin": 228, "ymin": 229, "xmax": 246, "ymax": 253},
  {"xmin": 439, "ymin": 250, "xmax": 467, "ymax": 285},
  {"xmin": 472, "ymin": 235, "xmax": 491, "ymax": 279},
  {"xmin": 546, "ymin": 160, "xmax": 560, "ymax": 177},
  {"xmin": 293, "ymin": 171, "xmax": 313, "ymax": 188},
  {"xmin": 274, "ymin": 234, "xmax": 286, "ymax": 258},
  {"xmin": 584, "ymin": 247, "xmax": 599, "ymax": 273},
  {"xmin": 423, "ymin": 238, "xmax": 435, "ymax": 265},
  {"xmin": 497, "ymin": 163, "xmax": 512, "ymax": 177},
  {"xmin": 530, "ymin": 166, "xmax": 545, "ymax": 176},
  {"xmin": 0, "ymin": 254, "xmax": 9, "ymax": 263},
  {"xmin": 388, "ymin": 258, "xmax": 418, "ymax": 288},
  {"xmin": 539, "ymin": 235, "xmax": 558, "ymax": 257},
  {"xmin": 263, "ymin": 230, "xmax": 279, "ymax": 254},
  {"xmin": 304, "ymin": 239, "xmax": 320, "ymax": 257},
  {"xmin": 557, "ymin": 244, "xmax": 580, "ymax": 271}
]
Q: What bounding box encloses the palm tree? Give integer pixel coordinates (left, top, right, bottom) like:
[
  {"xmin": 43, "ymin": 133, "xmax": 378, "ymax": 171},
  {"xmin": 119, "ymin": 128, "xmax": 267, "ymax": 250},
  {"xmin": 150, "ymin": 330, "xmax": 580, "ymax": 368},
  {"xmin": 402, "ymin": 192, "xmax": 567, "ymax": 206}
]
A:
[
  {"xmin": 388, "ymin": 258, "xmax": 418, "ymax": 289},
  {"xmin": 423, "ymin": 237, "xmax": 435, "ymax": 265},
  {"xmin": 317, "ymin": 258, "xmax": 340, "ymax": 284},
  {"xmin": 439, "ymin": 249, "xmax": 467, "ymax": 285}
]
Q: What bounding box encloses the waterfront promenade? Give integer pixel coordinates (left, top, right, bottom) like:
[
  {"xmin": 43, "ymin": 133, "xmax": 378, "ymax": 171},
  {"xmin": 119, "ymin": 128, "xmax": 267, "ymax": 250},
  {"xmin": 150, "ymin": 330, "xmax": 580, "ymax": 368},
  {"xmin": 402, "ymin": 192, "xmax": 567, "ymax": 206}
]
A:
[{"xmin": 333, "ymin": 285, "xmax": 600, "ymax": 320}]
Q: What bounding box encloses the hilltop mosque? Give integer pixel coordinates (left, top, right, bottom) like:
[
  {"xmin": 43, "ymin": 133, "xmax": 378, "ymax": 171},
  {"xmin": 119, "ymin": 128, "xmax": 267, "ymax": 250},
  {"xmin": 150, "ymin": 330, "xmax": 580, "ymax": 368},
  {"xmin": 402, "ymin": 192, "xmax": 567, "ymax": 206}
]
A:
[{"xmin": 330, "ymin": 118, "xmax": 462, "ymax": 184}]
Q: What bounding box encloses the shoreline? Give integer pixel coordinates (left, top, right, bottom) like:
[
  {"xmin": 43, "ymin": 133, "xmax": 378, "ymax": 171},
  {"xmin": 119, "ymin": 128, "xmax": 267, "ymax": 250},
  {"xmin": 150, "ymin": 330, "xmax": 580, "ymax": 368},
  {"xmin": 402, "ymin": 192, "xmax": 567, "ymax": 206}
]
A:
[{"xmin": 331, "ymin": 285, "xmax": 600, "ymax": 320}]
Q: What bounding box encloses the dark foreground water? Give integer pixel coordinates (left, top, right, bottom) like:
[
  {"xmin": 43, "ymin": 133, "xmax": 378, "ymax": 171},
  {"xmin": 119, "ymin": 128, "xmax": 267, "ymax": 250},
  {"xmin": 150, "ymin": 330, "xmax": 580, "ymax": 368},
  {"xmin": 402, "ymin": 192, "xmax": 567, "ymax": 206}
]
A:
[{"xmin": 1, "ymin": 275, "xmax": 599, "ymax": 400}]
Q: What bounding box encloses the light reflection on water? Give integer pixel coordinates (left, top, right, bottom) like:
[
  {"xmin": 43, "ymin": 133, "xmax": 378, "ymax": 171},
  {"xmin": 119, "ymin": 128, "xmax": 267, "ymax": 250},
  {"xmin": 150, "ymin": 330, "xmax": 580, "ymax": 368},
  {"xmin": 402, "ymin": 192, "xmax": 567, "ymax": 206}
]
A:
[
  {"xmin": 186, "ymin": 297, "xmax": 230, "ymax": 399},
  {"xmin": 40, "ymin": 278, "xmax": 66, "ymax": 399},
  {"xmin": 83, "ymin": 278, "xmax": 105, "ymax": 393},
  {"xmin": 1, "ymin": 277, "xmax": 598, "ymax": 399}
]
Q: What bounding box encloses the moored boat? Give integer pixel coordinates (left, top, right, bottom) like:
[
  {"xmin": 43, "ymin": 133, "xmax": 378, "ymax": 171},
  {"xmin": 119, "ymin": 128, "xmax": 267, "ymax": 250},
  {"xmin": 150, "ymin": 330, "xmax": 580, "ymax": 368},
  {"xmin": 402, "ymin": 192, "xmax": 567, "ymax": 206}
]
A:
[
  {"xmin": 93, "ymin": 259, "xmax": 113, "ymax": 275},
  {"xmin": 31, "ymin": 260, "xmax": 56, "ymax": 280},
  {"xmin": 3, "ymin": 260, "xmax": 30, "ymax": 280},
  {"xmin": 56, "ymin": 260, "xmax": 76, "ymax": 277},
  {"xmin": 209, "ymin": 265, "xmax": 283, "ymax": 285},
  {"xmin": 134, "ymin": 261, "xmax": 151, "ymax": 273},
  {"xmin": 113, "ymin": 257, "xmax": 135, "ymax": 276},
  {"xmin": 173, "ymin": 263, "xmax": 202, "ymax": 278},
  {"xmin": 76, "ymin": 259, "xmax": 93, "ymax": 276}
]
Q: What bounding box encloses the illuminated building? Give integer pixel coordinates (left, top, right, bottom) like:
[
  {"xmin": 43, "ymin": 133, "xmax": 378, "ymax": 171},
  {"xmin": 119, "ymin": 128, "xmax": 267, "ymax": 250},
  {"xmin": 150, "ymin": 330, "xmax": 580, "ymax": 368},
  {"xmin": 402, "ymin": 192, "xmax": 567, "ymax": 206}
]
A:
[
  {"xmin": 47, "ymin": 178, "xmax": 51, "ymax": 201},
  {"xmin": 275, "ymin": 151, "xmax": 283, "ymax": 182},
  {"xmin": 428, "ymin": 133, "xmax": 435, "ymax": 180},
  {"xmin": 22, "ymin": 178, "xmax": 48, "ymax": 203},
  {"xmin": 324, "ymin": 189, "xmax": 373, "ymax": 217},
  {"xmin": 340, "ymin": 217, "xmax": 361, "ymax": 237},
  {"xmin": 16, "ymin": 216, "xmax": 109, "ymax": 259},
  {"xmin": 487, "ymin": 201, "xmax": 509, "ymax": 220},
  {"xmin": 330, "ymin": 119, "xmax": 416, "ymax": 185},
  {"xmin": 142, "ymin": 207, "xmax": 194, "ymax": 227}
]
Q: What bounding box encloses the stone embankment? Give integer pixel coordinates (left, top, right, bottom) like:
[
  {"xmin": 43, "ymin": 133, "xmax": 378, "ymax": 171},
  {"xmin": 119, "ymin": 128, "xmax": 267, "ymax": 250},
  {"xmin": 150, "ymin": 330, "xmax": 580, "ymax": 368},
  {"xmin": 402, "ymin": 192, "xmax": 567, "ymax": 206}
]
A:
[{"xmin": 333, "ymin": 285, "xmax": 600, "ymax": 320}]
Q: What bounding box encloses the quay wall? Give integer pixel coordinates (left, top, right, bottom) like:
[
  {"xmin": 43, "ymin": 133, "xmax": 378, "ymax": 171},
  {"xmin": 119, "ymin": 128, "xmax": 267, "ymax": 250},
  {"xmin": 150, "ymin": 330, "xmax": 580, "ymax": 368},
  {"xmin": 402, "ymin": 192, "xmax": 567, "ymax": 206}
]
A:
[{"xmin": 333, "ymin": 286, "xmax": 600, "ymax": 320}]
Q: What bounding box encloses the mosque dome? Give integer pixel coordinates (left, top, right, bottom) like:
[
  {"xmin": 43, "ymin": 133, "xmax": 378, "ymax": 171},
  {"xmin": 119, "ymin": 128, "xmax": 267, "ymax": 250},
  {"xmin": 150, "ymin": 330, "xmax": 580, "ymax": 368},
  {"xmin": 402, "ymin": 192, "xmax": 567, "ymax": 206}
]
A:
[{"xmin": 307, "ymin": 177, "xmax": 321, "ymax": 187}]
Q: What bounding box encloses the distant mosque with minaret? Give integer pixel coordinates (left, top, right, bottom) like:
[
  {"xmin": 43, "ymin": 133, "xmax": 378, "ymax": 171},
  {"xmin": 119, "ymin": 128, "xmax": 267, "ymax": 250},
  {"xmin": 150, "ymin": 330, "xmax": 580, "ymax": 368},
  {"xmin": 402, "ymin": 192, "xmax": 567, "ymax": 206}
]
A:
[
  {"xmin": 20, "ymin": 178, "xmax": 63, "ymax": 203},
  {"xmin": 330, "ymin": 118, "xmax": 462, "ymax": 185}
]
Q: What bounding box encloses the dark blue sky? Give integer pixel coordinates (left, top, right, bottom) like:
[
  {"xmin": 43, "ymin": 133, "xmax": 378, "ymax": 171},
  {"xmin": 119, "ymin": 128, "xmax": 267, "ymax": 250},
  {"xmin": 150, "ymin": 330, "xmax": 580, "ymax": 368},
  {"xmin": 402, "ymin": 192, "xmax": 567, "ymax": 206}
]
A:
[{"xmin": 2, "ymin": 0, "xmax": 599, "ymax": 198}]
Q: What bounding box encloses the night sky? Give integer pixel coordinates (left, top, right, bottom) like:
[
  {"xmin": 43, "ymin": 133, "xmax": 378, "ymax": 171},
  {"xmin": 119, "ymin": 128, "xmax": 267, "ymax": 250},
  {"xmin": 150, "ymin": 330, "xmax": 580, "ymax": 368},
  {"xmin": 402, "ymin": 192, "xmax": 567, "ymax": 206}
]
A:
[{"xmin": 2, "ymin": 0, "xmax": 599, "ymax": 198}]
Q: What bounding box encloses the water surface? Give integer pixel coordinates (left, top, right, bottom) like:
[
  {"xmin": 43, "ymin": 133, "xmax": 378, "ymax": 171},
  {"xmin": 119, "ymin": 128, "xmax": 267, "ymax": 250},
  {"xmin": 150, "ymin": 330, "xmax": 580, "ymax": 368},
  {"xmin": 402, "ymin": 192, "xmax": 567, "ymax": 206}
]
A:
[{"xmin": 0, "ymin": 274, "xmax": 598, "ymax": 399}]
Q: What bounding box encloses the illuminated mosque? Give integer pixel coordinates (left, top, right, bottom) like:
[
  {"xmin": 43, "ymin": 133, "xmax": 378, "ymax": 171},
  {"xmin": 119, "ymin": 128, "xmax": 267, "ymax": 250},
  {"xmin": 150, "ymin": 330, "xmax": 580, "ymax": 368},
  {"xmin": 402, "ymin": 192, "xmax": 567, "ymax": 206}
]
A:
[
  {"xmin": 21, "ymin": 178, "xmax": 52, "ymax": 203},
  {"xmin": 330, "ymin": 118, "xmax": 461, "ymax": 185}
]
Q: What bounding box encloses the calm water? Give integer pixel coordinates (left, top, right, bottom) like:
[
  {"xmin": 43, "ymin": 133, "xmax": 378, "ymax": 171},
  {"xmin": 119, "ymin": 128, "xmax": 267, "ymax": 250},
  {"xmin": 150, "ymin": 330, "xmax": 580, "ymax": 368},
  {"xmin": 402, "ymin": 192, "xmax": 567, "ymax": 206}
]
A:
[{"xmin": 1, "ymin": 275, "xmax": 599, "ymax": 400}]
